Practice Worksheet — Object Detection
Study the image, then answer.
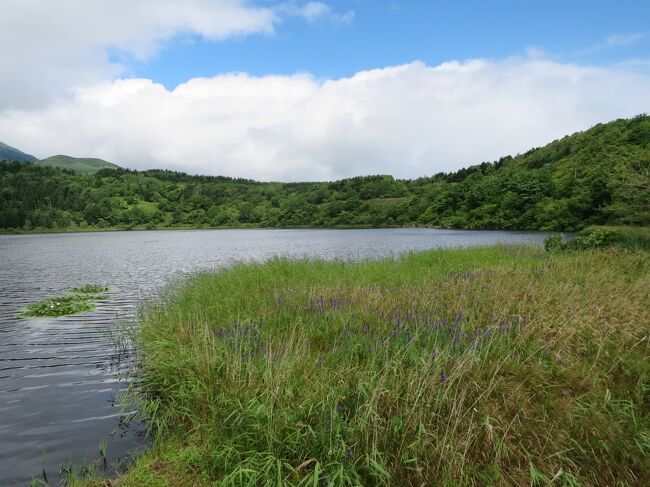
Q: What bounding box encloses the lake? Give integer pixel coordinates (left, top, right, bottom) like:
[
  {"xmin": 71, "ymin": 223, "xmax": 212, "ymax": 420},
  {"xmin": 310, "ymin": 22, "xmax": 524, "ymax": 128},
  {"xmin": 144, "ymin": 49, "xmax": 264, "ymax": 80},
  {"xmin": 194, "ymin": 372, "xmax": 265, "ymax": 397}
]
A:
[{"xmin": 0, "ymin": 228, "xmax": 549, "ymax": 485}]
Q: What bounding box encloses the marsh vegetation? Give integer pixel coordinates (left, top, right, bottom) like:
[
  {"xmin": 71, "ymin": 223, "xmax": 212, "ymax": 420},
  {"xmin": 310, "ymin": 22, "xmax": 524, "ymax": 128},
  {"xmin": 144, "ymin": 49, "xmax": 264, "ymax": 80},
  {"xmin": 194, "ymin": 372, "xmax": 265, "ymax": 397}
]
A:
[{"xmin": 91, "ymin": 243, "xmax": 650, "ymax": 486}]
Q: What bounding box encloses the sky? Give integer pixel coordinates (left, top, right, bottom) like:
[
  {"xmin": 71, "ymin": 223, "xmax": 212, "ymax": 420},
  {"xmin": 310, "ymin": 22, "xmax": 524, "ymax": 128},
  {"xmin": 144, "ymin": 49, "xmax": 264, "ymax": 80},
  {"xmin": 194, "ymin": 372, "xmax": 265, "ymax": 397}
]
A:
[{"xmin": 1, "ymin": 0, "xmax": 650, "ymax": 181}]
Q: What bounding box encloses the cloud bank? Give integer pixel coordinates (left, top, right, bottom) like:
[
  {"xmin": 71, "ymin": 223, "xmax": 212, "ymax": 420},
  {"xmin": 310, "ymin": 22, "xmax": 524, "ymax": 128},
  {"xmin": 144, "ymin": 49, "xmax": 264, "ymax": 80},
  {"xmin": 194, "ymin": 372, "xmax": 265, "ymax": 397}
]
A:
[
  {"xmin": 0, "ymin": 0, "xmax": 281, "ymax": 109},
  {"xmin": 1, "ymin": 2, "xmax": 649, "ymax": 180},
  {"xmin": 2, "ymin": 58, "xmax": 649, "ymax": 181}
]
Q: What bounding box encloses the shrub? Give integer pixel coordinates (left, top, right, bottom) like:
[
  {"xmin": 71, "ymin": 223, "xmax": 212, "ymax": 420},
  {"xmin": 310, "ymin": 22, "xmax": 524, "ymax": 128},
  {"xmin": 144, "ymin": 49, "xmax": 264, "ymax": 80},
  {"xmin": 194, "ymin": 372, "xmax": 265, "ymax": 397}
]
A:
[
  {"xmin": 543, "ymin": 233, "xmax": 563, "ymax": 252},
  {"xmin": 545, "ymin": 226, "xmax": 650, "ymax": 252}
]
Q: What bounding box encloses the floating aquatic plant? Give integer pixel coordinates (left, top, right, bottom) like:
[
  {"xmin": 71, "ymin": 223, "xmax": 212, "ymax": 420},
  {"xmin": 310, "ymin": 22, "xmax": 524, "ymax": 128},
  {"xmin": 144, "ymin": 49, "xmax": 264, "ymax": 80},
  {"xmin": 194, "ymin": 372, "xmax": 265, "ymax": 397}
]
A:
[
  {"xmin": 70, "ymin": 284, "xmax": 109, "ymax": 294},
  {"xmin": 19, "ymin": 284, "xmax": 109, "ymax": 318}
]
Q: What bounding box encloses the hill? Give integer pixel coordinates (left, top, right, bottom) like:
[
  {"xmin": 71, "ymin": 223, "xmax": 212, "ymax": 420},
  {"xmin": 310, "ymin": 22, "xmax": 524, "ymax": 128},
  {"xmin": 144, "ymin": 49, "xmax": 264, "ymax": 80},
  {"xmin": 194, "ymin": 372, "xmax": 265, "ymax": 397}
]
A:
[
  {"xmin": 1, "ymin": 114, "xmax": 649, "ymax": 231},
  {"xmin": 38, "ymin": 155, "xmax": 120, "ymax": 174},
  {"xmin": 0, "ymin": 141, "xmax": 38, "ymax": 163}
]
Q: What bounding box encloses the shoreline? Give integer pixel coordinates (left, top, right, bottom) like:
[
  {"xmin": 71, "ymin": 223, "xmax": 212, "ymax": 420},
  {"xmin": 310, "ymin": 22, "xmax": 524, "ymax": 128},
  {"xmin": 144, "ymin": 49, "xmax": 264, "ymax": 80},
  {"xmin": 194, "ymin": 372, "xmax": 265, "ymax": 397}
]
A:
[
  {"xmin": 73, "ymin": 241, "xmax": 650, "ymax": 486},
  {"xmin": 1, "ymin": 224, "xmax": 556, "ymax": 236}
]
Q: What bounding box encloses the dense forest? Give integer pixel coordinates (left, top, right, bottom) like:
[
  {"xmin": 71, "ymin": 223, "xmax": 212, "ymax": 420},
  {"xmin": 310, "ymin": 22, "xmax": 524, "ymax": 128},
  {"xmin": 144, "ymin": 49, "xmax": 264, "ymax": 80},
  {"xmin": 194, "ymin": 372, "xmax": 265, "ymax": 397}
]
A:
[{"xmin": 1, "ymin": 115, "xmax": 649, "ymax": 232}]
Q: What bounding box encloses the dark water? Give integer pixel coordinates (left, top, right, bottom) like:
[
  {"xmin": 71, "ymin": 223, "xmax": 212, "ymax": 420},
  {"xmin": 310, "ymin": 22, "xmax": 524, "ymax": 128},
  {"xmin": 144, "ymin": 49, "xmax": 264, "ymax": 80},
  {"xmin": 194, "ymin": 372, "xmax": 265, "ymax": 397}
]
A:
[{"xmin": 0, "ymin": 228, "xmax": 549, "ymax": 485}]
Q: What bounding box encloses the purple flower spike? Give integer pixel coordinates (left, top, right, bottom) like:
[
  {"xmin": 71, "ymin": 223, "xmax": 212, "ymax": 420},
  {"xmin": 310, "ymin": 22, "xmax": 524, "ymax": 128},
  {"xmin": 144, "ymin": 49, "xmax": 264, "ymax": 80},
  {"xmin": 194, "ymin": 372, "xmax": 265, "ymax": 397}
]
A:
[{"xmin": 440, "ymin": 370, "xmax": 448, "ymax": 383}]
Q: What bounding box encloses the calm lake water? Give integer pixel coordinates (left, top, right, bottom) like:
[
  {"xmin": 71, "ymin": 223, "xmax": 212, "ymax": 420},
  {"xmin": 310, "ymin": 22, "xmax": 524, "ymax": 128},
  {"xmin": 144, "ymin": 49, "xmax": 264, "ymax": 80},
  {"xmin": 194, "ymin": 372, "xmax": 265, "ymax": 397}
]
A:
[{"xmin": 0, "ymin": 228, "xmax": 549, "ymax": 485}]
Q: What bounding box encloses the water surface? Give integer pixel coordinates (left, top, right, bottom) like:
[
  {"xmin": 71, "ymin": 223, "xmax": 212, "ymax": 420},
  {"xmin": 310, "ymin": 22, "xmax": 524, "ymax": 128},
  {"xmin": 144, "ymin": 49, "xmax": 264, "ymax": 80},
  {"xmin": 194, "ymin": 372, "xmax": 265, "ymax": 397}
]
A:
[{"xmin": 0, "ymin": 228, "xmax": 548, "ymax": 485}]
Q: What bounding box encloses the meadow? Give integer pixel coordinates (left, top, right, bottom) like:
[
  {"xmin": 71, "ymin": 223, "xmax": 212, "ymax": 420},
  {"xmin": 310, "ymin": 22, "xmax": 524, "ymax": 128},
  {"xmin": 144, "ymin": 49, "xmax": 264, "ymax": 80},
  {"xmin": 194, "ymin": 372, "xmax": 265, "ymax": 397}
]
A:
[{"xmin": 71, "ymin": 237, "xmax": 650, "ymax": 487}]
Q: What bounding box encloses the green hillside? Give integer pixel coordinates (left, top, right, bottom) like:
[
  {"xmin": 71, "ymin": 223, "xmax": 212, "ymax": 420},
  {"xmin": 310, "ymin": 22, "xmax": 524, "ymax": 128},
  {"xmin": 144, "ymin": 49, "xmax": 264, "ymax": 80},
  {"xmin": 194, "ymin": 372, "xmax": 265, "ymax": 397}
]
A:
[
  {"xmin": 38, "ymin": 155, "xmax": 120, "ymax": 174},
  {"xmin": 0, "ymin": 141, "xmax": 38, "ymax": 163},
  {"xmin": 1, "ymin": 114, "xmax": 649, "ymax": 231}
]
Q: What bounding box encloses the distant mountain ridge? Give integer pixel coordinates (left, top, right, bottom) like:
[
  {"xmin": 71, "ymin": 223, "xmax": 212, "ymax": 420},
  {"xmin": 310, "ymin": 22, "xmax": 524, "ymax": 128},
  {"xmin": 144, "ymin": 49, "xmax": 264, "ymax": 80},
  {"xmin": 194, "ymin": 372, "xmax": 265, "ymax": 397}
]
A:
[
  {"xmin": 0, "ymin": 141, "xmax": 38, "ymax": 163},
  {"xmin": 0, "ymin": 141, "xmax": 120, "ymax": 174},
  {"xmin": 38, "ymin": 155, "xmax": 120, "ymax": 174}
]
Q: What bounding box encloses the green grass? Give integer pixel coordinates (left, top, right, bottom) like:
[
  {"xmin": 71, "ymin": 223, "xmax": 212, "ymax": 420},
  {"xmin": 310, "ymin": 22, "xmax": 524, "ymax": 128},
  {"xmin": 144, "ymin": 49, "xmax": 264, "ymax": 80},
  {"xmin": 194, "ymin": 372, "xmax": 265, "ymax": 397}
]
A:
[
  {"xmin": 38, "ymin": 155, "xmax": 120, "ymax": 175},
  {"xmin": 20, "ymin": 285, "xmax": 109, "ymax": 317},
  {"xmin": 102, "ymin": 245, "xmax": 649, "ymax": 486},
  {"xmin": 365, "ymin": 196, "xmax": 412, "ymax": 208}
]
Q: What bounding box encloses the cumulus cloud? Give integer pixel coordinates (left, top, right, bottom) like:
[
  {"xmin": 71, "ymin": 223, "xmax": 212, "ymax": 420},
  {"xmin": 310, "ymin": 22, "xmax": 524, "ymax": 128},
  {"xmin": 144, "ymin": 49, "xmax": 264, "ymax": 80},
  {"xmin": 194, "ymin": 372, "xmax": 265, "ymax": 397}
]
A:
[
  {"xmin": 0, "ymin": 1, "xmax": 355, "ymax": 110},
  {"xmin": 2, "ymin": 58, "xmax": 649, "ymax": 181},
  {"xmin": 0, "ymin": 0, "xmax": 280, "ymax": 109}
]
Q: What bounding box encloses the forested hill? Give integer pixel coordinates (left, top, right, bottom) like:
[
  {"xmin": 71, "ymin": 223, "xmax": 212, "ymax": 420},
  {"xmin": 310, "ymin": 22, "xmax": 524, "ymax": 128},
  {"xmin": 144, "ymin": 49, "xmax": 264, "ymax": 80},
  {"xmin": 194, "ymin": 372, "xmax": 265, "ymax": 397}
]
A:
[{"xmin": 1, "ymin": 115, "xmax": 649, "ymax": 232}]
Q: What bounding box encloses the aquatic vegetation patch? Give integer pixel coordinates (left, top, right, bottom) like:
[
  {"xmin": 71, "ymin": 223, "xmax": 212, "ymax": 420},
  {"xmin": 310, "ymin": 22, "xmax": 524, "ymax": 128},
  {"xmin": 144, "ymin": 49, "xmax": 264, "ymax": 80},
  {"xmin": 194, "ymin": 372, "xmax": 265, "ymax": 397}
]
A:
[
  {"xmin": 71, "ymin": 284, "xmax": 109, "ymax": 294},
  {"xmin": 20, "ymin": 284, "xmax": 109, "ymax": 318}
]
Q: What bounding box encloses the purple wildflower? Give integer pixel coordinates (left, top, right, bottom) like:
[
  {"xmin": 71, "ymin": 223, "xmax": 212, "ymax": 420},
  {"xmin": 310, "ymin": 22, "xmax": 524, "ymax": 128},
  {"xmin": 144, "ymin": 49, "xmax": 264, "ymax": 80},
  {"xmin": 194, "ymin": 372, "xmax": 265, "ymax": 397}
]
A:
[{"xmin": 440, "ymin": 370, "xmax": 448, "ymax": 383}]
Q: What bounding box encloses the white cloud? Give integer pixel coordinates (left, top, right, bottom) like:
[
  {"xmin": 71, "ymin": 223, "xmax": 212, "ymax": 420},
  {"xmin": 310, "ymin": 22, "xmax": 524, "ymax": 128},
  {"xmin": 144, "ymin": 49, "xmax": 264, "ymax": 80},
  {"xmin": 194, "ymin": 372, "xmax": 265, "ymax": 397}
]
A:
[
  {"xmin": 605, "ymin": 32, "xmax": 647, "ymax": 48},
  {"xmin": 278, "ymin": 1, "xmax": 354, "ymax": 24},
  {"xmin": 0, "ymin": 1, "xmax": 354, "ymax": 110},
  {"xmin": 2, "ymin": 58, "xmax": 649, "ymax": 181},
  {"xmin": 282, "ymin": 1, "xmax": 329, "ymax": 22},
  {"xmin": 578, "ymin": 32, "xmax": 648, "ymax": 56},
  {"xmin": 0, "ymin": 0, "xmax": 281, "ymax": 109}
]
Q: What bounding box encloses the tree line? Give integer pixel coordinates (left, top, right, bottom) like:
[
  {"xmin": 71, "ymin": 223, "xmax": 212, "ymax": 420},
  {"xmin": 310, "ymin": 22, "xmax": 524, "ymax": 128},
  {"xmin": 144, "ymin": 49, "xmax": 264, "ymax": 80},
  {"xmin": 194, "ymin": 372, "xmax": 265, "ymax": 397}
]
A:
[{"xmin": 1, "ymin": 115, "xmax": 648, "ymax": 231}]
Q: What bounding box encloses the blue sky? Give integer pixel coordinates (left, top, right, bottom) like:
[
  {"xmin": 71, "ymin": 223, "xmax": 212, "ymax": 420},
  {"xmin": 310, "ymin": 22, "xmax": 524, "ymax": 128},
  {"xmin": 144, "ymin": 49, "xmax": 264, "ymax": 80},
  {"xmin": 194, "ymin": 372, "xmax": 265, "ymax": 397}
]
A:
[
  {"xmin": 1, "ymin": 0, "xmax": 649, "ymax": 180},
  {"xmin": 130, "ymin": 0, "xmax": 650, "ymax": 88}
]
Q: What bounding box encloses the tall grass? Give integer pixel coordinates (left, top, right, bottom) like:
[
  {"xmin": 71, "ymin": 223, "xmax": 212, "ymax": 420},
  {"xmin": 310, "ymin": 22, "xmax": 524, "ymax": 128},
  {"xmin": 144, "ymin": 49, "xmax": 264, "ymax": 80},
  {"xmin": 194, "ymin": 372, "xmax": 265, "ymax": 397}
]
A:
[{"xmin": 114, "ymin": 246, "xmax": 649, "ymax": 486}]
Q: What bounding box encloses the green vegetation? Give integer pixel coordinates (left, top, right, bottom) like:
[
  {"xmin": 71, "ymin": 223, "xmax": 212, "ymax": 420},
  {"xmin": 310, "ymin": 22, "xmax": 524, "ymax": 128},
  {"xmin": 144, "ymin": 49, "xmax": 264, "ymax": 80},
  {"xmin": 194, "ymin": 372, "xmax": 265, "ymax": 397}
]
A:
[
  {"xmin": 2, "ymin": 115, "xmax": 649, "ymax": 232},
  {"xmin": 38, "ymin": 155, "xmax": 121, "ymax": 175},
  {"xmin": 19, "ymin": 285, "xmax": 109, "ymax": 317},
  {"xmin": 92, "ymin": 244, "xmax": 650, "ymax": 486},
  {"xmin": 0, "ymin": 140, "xmax": 38, "ymax": 163},
  {"xmin": 71, "ymin": 284, "xmax": 110, "ymax": 294},
  {"xmin": 546, "ymin": 225, "xmax": 650, "ymax": 252},
  {"xmin": 20, "ymin": 294, "xmax": 96, "ymax": 318}
]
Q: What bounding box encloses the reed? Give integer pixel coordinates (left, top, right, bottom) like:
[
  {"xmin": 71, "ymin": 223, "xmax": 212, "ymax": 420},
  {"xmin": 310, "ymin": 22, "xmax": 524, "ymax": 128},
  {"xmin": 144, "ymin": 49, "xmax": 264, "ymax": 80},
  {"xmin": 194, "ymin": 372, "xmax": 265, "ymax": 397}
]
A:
[{"xmin": 84, "ymin": 245, "xmax": 650, "ymax": 486}]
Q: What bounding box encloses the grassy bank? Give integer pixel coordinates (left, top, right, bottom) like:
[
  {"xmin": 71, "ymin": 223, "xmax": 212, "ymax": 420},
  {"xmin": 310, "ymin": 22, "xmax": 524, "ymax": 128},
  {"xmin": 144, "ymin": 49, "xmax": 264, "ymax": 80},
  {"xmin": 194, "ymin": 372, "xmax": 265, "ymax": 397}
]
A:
[{"xmin": 87, "ymin": 245, "xmax": 648, "ymax": 486}]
